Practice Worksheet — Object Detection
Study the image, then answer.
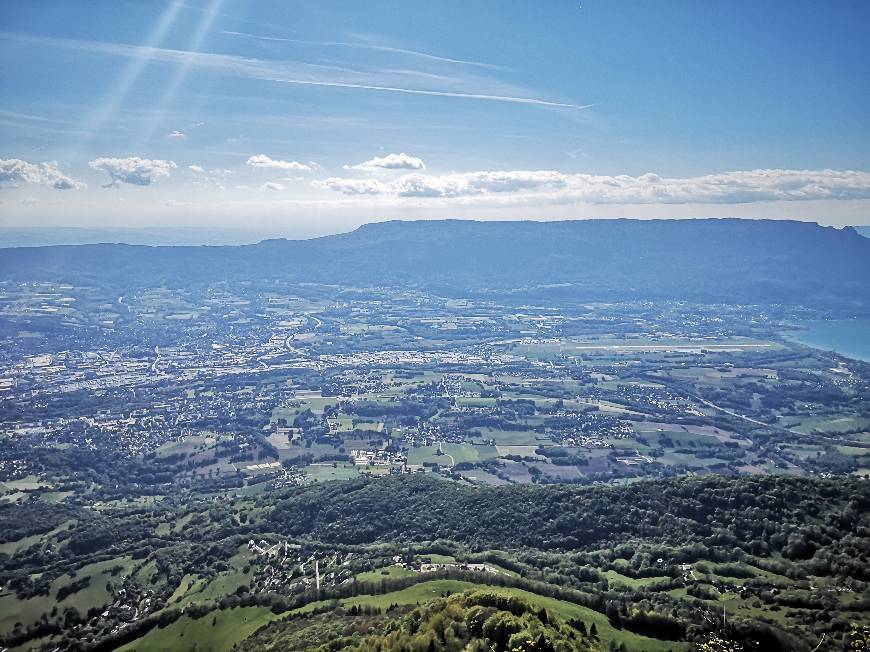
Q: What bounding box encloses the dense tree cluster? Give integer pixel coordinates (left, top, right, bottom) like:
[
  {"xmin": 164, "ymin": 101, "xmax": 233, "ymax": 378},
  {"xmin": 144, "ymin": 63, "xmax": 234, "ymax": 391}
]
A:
[
  {"xmin": 342, "ymin": 591, "xmax": 595, "ymax": 652},
  {"xmin": 268, "ymin": 475, "xmax": 870, "ymax": 570}
]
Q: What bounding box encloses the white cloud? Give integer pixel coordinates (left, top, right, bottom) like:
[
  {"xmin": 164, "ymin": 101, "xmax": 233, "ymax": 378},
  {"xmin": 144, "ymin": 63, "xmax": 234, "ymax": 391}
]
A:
[
  {"xmin": 89, "ymin": 156, "xmax": 176, "ymax": 187},
  {"xmin": 315, "ymin": 177, "xmax": 385, "ymax": 195},
  {"xmin": 261, "ymin": 181, "xmax": 285, "ymax": 191},
  {"xmin": 247, "ymin": 154, "xmax": 312, "ymax": 171},
  {"xmin": 344, "ymin": 153, "xmax": 426, "ymax": 171},
  {"xmin": 316, "ymin": 170, "xmax": 565, "ymax": 197},
  {"xmin": 167, "ymin": 130, "xmax": 186, "ymax": 139},
  {"xmin": 315, "ymin": 168, "xmax": 870, "ymax": 204},
  {"xmin": 188, "ymin": 165, "xmax": 232, "ymax": 190},
  {"xmin": 0, "ymin": 158, "xmax": 85, "ymax": 190},
  {"xmin": 20, "ymin": 197, "xmax": 38, "ymax": 205}
]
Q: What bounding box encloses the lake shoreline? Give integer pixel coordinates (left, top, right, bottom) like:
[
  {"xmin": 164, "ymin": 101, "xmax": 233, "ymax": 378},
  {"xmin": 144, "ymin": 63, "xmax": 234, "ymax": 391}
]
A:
[{"xmin": 783, "ymin": 319, "xmax": 870, "ymax": 362}]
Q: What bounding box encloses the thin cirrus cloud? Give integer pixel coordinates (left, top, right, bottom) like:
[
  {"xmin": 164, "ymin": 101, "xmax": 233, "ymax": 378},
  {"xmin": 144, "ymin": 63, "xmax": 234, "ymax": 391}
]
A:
[
  {"xmin": 89, "ymin": 156, "xmax": 177, "ymax": 187},
  {"xmin": 0, "ymin": 32, "xmax": 589, "ymax": 110},
  {"xmin": 345, "ymin": 153, "xmax": 426, "ymax": 171},
  {"xmin": 0, "ymin": 158, "xmax": 85, "ymax": 190},
  {"xmin": 221, "ymin": 30, "xmax": 501, "ymax": 70},
  {"xmin": 314, "ymin": 169, "xmax": 870, "ymax": 204},
  {"xmin": 247, "ymin": 154, "xmax": 313, "ymax": 171}
]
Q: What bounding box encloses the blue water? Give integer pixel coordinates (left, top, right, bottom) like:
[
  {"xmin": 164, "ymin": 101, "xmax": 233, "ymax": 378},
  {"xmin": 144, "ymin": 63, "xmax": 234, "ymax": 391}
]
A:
[{"xmin": 785, "ymin": 319, "xmax": 870, "ymax": 362}]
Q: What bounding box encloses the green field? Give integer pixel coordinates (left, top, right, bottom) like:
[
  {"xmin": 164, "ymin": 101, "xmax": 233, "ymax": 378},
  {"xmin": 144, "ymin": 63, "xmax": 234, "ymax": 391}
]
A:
[
  {"xmin": 787, "ymin": 416, "xmax": 870, "ymax": 435},
  {"xmin": 305, "ymin": 463, "xmax": 360, "ymax": 482},
  {"xmin": 407, "ymin": 446, "xmax": 447, "ymax": 466},
  {"xmin": 0, "ymin": 557, "xmax": 135, "ymax": 635},
  {"xmin": 477, "ymin": 427, "xmax": 545, "ymax": 445},
  {"xmin": 441, "ymin": 442, "xmax": 498, "ymax": 464},
  {"xmin": 454, "ymin": 397, "xmax": 498, "ymax": 407},
  {"xmin": 602, "ymin": 570, "xmax": 670, "ymax": 588},
  {"xmin": 1, "ymin": 475, "xmax": 46, "ymax": 491},
  {"xmin": 354, "ymin": 565, "xmax": 418, "ymax": 583},
  {"xmin": 119, "ymin": 606, "xmax": 280, "ymax": 652}
]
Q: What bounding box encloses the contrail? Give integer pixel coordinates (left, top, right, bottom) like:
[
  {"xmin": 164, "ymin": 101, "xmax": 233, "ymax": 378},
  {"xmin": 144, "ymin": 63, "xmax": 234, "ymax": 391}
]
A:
[
  {"xmin": 262, "ymin": 76, "xmax": 593, "ymax": 109},
  {"xmin": 1, "ymin": 31, "xmax": 589, "ymax": 111},
  {"xmin": 222, "ymin": 29, "xmax": 503, "ymax": 70}
]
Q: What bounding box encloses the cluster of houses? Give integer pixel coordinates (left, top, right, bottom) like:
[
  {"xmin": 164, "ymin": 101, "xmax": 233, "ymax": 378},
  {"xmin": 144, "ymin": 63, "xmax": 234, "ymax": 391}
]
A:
[
  {"xmin": 1, "ymin": 358, "xmax": 298, "ymax": 469},
  {"xmin": 550, "ymin": 410, "xmax": 633, "ymax": 448},
  {"xmin": 615, "ymin": 451, "xmax": 653, "ymax": 466},
  {"xmin": 246, "ymin": 540, "xmax": 355, "ymax": 594},
  {"xmin": 101, "ymin": 579, "xmax": 154, "ymax": 632},
  {"xmin": 613, "ymin": 383, "xmax": 693, "ymax": 416},
  {"xmin": 351, "ymin": 449, "xmax": 405, "ymax": 467},
  {"xmin": 390, "ymin": 555, "xmax": 504, "ymax": 576},
  {"xmin": 321, "ymin": 370, "xmax": 389, "ymax": 397},
  {"xmin": 401, "ymin": 422, "xmax": 466, "ymax": 448},
  {"xmin": 0, "ymin": 456, "xmax": 29, "ymax": 482}
]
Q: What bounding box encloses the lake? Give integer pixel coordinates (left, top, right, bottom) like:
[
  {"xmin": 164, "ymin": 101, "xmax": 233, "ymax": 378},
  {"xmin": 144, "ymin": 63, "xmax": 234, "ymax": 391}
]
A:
[{"xmin": 784, "ymin": 319, "xmax": 870, "ymax": 362}]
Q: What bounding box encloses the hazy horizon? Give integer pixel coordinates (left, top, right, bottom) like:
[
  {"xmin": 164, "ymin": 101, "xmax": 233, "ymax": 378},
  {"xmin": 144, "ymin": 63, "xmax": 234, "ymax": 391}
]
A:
[{"xmin": 0, "ymin": 216, "xmax": 868, "ymax": 248}]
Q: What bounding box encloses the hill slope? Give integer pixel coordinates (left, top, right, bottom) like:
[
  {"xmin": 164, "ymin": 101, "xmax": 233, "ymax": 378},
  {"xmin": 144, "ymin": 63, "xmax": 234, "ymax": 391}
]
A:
[{"xmin": 1, "ymin": 218, "xmax": 868, "ymax": 307}]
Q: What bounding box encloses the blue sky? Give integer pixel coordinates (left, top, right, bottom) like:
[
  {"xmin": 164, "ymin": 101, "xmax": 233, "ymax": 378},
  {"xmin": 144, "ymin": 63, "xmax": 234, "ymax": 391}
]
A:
[{"xmin": 1, "ymin": 0, "xmax": 869, "ymax": 235}]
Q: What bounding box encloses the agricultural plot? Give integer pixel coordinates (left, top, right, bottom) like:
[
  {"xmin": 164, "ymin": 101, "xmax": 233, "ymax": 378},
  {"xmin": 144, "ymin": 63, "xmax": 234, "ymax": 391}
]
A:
[
  {"xmin": 495, "ymin": 445, "xmax": 544, "ymax": 458},
  {"xmin": 477, "ymin": 427, "xmax": 546, "ymax": 446},
  {"xmin": 657, "ymin": 451, "xmax": 731, "ymax": 469},
  {"xmin": 530, "ymin": 462, "xmax": 585, "ymax": 481},
  {"xmin": 787, "ymin": 416, "xmax": 870, "ymax": 435},
  {"xmin": 457, "ymin": 468, "xmax": 509, "ymax": 485},
  {"xmin": 305, "ymin": 463, "xmax": 360, "ymax": 482},
  {"xmin": 441, "ymin": 442, "xmax": 497, "ymax": 464},
  {"xmin": 154, "ymin": 433, "xmax": 221, "ymax": 458},
  {"xmin": 407, "ymin": 446, "xmax": 446, "ymax": 466},
  {"xmin": 266, "ymin": 431, "xmax": 296, "ymax": 450}
]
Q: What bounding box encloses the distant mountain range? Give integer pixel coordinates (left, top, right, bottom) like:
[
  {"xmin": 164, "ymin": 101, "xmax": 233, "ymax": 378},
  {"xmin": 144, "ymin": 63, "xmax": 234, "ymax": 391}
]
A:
[
  {"xmin": 0, "ymin": 226, "xmax": 283, "ymax": 247},
  {"xmin": 2, "ymin": 218, "xmax": 869, "ymax": 309}
]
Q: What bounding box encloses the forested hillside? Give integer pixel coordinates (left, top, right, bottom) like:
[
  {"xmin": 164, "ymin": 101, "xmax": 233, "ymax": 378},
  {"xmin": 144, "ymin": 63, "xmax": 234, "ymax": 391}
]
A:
[
  {"xmin": 1, "ymin": 469, "xmax": 868, "ymax": 650},
  {"xmin": 269, "ymin": 474, "xmax": 869, "ymax": 576}
]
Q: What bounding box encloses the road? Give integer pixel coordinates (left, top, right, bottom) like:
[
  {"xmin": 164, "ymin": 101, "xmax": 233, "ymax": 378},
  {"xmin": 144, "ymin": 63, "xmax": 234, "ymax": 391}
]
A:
[
  {"xmin": 692, "ymin": 394, "xmax": 805, "ymax": 437},
  {"xmin": 150, "ymin": 345, "xmax": 161, "ymax": 374},
  {"xmin": 283, "ymin": 334, "xmax": 305, "ymax": 357},
  {"xmin": 642, "ymin": 372, "xmax": 806, "ymax": 438},
  {"xmin": 438, "ymin": 441, "xmax": 455, "ymax": 466}
]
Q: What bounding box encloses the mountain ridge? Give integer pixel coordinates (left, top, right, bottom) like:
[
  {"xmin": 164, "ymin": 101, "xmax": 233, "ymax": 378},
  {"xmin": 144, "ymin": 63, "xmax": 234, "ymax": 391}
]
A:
[{"xmin": 1, "ymin": 218, "xmax": 868, "ymax": 308}]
